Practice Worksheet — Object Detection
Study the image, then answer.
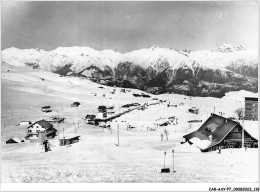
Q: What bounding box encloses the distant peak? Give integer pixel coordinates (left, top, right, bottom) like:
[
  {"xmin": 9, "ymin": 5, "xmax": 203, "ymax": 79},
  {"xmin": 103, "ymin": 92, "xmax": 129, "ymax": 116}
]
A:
[
  {"xmin": 183, "ymin": 49, "xmax": 191, "ymax": 54},
  {"xmin": 150, "ymin": 44, "xmax": 162, "ymax": 50},
  {"xmin": 211, "ymin": 43, "xmax": 248, "ymax": 53}
]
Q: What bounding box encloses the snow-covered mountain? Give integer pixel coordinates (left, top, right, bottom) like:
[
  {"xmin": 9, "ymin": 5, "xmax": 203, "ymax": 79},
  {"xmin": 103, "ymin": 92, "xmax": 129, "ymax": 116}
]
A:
[{"xmin": 1, "ymin": 44, "xmax": 258, "ymax": 97}]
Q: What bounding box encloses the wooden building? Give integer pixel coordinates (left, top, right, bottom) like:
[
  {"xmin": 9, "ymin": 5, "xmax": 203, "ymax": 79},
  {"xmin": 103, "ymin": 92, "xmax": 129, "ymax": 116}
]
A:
[
  {"xmin": 189, "ymin": 107, "xmax": 199, "ymax": 114},
  {"xmin": 46, "ymin": 117, "xmax": 65, "ymax": 124},
  {"xmin": 85, "ymin": 115, "xmax": 96, "ymax": 124},
  {"xmin": 59, "ymin": 135, "xmax": 80, "ymax": 146},
  {"xmin": 41, "ymin": 106, "xmax": 52, "ymax": 113},
  {"xmin": 26, "ymin": 120, "xmax": 57, "ymax": 142},
  {"xmin": 18, "ymin": 121, "xmax": 32, "ymax": 126},
  {"xmin": 96, "ymin": 112, "xmax": 107, "ymax": 119},
  {"xmin": 6, "ymin": 137, "xmax": 26, "ymax": 144},
  {"xmin": 71, "ymin": 102, "xmax": 80, "ymax": 107},
  {"xmin": 183, "ymin": 114, "xmax": 258, "ymax": 152},
  {"xmin": 98, "ymin": 105, "xmax": 107, "ymax": 113}
]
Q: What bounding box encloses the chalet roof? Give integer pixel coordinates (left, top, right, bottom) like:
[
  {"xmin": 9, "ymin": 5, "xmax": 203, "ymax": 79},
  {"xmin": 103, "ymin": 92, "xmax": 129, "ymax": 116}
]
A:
[
  {"xmin": 6, "ymin": 136, "xmax": 22, "ymax": 143},
  {"xmin": 60, "ymin": 135, "xmax": 81, "ymax": 140},
  {"xmin": 86, "ymin": 115, "xmax": 96, "ymax": 119},
  {"xmin": 49, "ymin": 117, "xmax": 65, "ymax": 121},
  {"xmin": 238, "ymin": 120, "xmax": 258, "ymax": 140},
  {"xmin": 42, "ymin": 106, "xmax": 50, "ymax": 109},
  {"xmin": 98, "ymin": 106, "xmax": 107, "ymax": 109},
  {"xmin": 245, "ymin": 97, "xmax": 258, "ymax": 101},
  {"xmin": 183, "ymin": 114, "xmax": 257, "ymax": 150},
  {"xmin": 72, "ymin": 102, "xmax": 80, "ymax": 105},
  {"xmin": 46, "ymin": 128, "xmax": 57, "ymax": 135},
  {"xmin": 28, "ymin": 119, "xmax": 53, "ymax": 129},
  {"xmin": 189, "ymin": 107, "xmax": 199, "ymax": 111}
]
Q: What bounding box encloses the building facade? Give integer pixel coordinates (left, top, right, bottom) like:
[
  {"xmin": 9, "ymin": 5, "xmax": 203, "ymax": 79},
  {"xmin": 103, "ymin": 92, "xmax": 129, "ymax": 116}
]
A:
[
  {"xmin": 245, "ymin": 97, "xmax": 258, "ymax": 121},
  {"xmin": 26, "ymin": 120, "xmax": 57, "ymax": 142}
]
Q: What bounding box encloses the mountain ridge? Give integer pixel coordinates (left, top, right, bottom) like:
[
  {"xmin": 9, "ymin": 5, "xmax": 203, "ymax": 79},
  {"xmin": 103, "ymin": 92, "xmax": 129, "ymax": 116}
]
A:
[{"xmin": 2, "ymin": 44, "xmax": 258, "ymax": 97}]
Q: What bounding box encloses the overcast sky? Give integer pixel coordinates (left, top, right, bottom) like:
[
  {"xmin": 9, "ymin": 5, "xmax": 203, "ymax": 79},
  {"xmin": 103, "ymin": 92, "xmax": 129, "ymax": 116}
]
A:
[{"xmin": 1, "ymin": 1, "xmax": 259, "ymax": 52}]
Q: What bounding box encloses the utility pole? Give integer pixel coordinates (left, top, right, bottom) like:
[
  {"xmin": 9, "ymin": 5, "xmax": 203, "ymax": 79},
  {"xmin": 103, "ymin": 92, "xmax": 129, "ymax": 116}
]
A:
[
  {"xmin": 110, "ymin": 121, "xmax": 112, "ymax": 134},
  {"xmin": 63, "ymin": 127, "xmax": 65, "ymax": 146},
  {"xmin": 114, "ymin": 124, "xmax": 119, "ymax": 146},
  {"xmin": 242, "ymin": 110, "xmax": 244, "ymax": 149},
  {"xmin": 172, "ymin": 149, "xmax": 176, "ymax": 173},
  {"xmin": 58, "ymin": 122, "xmax": 60, "ymax": 137},
  {"xmin": 117, "ymin": 124, "xmax": 119, "ymax": 146},
  {"xmin": 164, "ymin": 151, "xmax": 166, "ymax": 168}
]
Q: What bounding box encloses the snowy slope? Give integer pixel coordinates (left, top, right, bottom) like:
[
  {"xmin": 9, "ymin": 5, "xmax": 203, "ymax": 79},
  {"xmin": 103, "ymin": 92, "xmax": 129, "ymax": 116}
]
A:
[{"xmin": 222, "ymin": 90, "xmax": 258, "ymax": 103}]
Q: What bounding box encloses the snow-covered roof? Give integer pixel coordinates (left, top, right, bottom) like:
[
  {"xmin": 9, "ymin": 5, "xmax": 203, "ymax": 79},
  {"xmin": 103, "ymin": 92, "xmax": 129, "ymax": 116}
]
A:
[
  {"xmin": 59, "ymin": 134, "xmax": 80, "ymax": 140},
  {"xmin": 189, "ymin": 137, "xmax": 211, "ymax": 150},
  {"xmin": 239, "ymin": 120, "xmax": 258, "ymax": 140},
  {"xmin": 28, "ymin": 119, "xmax": 53, "ymax": 129},
  {"xmin": 184, "ymin": 114, "xmax": 258, "ymax": 151},
  {"xmin": 6, "ymin": 136, "xmax": 25, "ymax": 143},
  {"xmin": 11, "ymin": 136, "xmax": 22, "ymax": 143}
]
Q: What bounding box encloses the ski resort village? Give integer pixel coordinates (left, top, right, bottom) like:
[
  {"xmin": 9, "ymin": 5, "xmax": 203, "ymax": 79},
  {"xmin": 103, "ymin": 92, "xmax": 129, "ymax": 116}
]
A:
[
  {"xmin": 1, "ymin": 1, "xmax": 259, "ymax": 185},
  {"xmin": 1, "ymin": 45, "xmax": 258, "ymax": 182}
]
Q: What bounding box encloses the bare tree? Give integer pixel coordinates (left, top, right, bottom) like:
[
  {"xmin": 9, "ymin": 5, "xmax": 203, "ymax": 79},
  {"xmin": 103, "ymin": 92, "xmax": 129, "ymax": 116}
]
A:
[{"xmin": 234, "ymin": 107, "xmax": 244, "ymax": 120}]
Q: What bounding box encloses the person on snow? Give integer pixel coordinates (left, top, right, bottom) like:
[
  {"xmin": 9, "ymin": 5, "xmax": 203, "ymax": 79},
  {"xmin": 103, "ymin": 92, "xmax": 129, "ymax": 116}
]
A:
[{"xmin": 43, "ymin": 140, "xmax": 49, "ymax": 152}]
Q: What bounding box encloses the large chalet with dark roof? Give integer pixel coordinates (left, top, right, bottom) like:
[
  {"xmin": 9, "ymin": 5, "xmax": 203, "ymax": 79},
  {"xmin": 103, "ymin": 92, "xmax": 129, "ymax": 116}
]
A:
[
  {"xmin": 26, "ymin": 120, "xmax": 57, "ymax": 142},
  {"xmin": 183, "ymin": 114, "xmax": 258, "ymax": 152}
]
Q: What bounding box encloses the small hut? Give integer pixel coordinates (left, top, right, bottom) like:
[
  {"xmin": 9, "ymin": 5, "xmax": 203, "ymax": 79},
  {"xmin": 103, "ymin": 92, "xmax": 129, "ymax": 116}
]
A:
[
  {"xmin": 18, "ymin": 121, "xmax": 32, "ymax": 126},
  {"xmin": 6, "ymin": 136, "xmax": 26, "ymax": 144},
  {"xmin": 59, "ymin": 135, "xmax": 80, "ymax": 146},
  {"xmin": 98, "ymin": 105, "xmax": 107, "ymax": 112},
  {"xmin": 189, "ymin": 107, "xmax": 199, "ymax": 114},
  {"xmin": 46, "ymin": 117, "xmax": 65, "ymax": 124},
  {"xmin": 71, "ymin": 102, "xmax": 80, "ymax": 107},
  {"xmin": 85, "ymin": 115, "xmax": 96, "ymax": 124},
  {"xmin": 41, "ymin": 106, "xmax": 52, "ymax": 112}
]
